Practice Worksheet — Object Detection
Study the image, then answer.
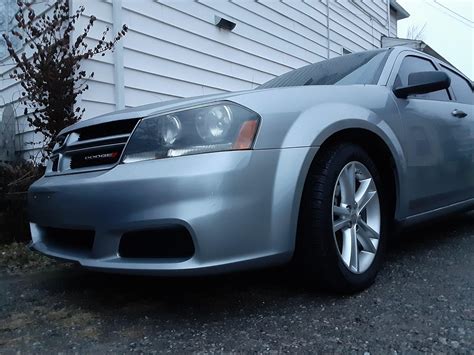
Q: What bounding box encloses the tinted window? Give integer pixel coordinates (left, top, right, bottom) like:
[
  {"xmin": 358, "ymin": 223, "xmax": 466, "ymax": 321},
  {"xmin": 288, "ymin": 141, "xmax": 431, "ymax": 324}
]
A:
[
  {"xmin": 258, "ymin": 49, "xmax": 390, "ymax": 89},
  {"xmin": 441, "ymin": 66, "xmax": 473, "ymax": 105},
  {"xmin": 394, "ymin": 56, "xmax": 450, "ymax": 101}
]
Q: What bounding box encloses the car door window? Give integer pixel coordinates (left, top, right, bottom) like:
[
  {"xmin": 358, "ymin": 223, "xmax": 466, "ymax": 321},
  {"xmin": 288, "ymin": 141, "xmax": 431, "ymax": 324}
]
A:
[
  {"xmin": 441, "ymin": 66, "xmax": 474, "ymax": 105},
  {"xmin": 394, "ymin": 56, "xmax": 450, "ymax": 101}
]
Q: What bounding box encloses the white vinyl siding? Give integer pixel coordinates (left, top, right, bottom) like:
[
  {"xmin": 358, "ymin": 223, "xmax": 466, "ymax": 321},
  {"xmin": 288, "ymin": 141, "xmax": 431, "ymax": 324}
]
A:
[{"xmin": 76, "ymin": 0, "xmax": 395, "ymax": 119}]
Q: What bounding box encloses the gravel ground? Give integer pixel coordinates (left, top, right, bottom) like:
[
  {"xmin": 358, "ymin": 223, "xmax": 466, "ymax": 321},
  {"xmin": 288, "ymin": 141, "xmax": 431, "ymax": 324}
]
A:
[{"xmin": 0, "ymin": 212, "xmax": 473, "ymax": 354}]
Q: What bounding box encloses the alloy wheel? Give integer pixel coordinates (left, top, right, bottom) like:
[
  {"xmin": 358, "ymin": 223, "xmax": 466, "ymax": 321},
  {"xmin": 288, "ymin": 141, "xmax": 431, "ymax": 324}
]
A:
[{"xmin": 332, "ymin": 161, "xmax": 381, "ymax": 274}]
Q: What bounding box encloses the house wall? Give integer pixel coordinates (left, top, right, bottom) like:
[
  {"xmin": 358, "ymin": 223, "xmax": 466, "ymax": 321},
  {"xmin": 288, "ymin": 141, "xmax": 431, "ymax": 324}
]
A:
[
  {"xmin": 390, "ymin": 8, "xmax": 398, "ymax": 37},
  {"xmin": 1, "ymin": 0, "xmax": 398, "ymax": 160},
  {"xmin": 0, "ymin": 0, "xmax": 54, "ymax": 161}
]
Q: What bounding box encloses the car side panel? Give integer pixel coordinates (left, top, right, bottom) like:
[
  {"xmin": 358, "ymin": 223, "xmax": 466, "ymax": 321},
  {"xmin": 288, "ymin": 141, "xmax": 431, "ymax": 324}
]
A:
[
  {"xmin": 387, "ymin": 50, "xmax": 474, "ymax": 215},
  {"xmin": 234, "ymin": 86, "xmax": 410, "ymax": 220}
]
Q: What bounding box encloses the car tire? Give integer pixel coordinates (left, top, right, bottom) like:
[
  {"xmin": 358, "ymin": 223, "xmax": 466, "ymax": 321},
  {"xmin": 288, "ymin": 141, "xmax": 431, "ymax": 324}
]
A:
[{"xmin": 295, "ymin": 142, "xmax": 388, "ymax": 293}]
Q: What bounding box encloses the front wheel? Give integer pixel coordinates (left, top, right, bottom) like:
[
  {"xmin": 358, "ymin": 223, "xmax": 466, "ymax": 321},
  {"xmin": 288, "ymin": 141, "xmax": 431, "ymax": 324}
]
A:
[{"xmin": 296, "ymin": 143, "xmax": 389, "ymax": 293}]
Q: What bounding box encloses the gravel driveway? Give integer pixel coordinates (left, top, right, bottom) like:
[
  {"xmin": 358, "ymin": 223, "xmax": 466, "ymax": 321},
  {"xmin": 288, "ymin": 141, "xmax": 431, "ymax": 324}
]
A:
[{"xmin": 1, "ymin": 212, "xmax": 473, "ymax": 353}]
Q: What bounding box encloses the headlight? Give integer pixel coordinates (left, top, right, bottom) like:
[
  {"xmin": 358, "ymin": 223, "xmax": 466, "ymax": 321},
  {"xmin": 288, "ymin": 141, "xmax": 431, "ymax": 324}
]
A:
[
  {"xmin": 159, "ymin": 114, "xmax": 181, "ymax": 146},
  {"xmin": 122, "ymin": 102, "xmax": 260, "ymax": 163},
  {"xmin": 196, "ymin": 105, "xmax": 233, "ymax": 143}
]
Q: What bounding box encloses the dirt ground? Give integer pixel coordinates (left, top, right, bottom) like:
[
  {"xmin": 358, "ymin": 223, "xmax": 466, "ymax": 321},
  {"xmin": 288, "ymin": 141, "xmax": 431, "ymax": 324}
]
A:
[{"xmin": 0, "ymin": 212, "xmax": 473, "ymax": 353}]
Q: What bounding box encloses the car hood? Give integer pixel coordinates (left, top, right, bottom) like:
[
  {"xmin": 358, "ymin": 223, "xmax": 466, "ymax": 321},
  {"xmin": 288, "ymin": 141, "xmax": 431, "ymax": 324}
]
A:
[
  {"xmin": 59, "ymin": 85, "xmax": 383, "ymax": 136},
  {"xmin": 59, "ymin": 90, "xmax": 255, "ymax": 135}
]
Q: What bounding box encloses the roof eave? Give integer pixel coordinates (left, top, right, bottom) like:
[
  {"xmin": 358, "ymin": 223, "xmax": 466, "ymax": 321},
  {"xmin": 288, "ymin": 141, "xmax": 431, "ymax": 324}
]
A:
[
  {"xmin": 390, "ymin": 0, "xmax": 410, "ymax": 20},
  {"xmin": 381, "ymin": 37, "xmax": 456, "ymax": 68}
]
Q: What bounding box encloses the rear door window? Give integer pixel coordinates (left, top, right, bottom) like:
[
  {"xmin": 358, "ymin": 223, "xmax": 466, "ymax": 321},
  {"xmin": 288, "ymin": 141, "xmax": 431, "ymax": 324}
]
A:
[{"xmin": 441, "ymin": 66, "xmax": 473, "ymax": 105}]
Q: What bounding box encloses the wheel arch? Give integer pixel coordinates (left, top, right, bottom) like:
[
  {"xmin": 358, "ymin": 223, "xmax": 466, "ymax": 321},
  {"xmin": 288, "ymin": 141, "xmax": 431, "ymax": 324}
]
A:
[
  {"xmin": 291, "ymin": 125, "xmax": 404, "ymax": 255},
  {"xmin": 313, "ymin": 127, "xmax": 401, "ymax": 221}
]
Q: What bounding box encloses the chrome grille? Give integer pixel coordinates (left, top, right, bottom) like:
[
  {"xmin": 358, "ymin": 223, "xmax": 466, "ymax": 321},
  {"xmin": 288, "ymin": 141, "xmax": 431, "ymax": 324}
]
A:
[{"xmin": 46, "ymin": 118, "xmax": 140, "ymax": 175}]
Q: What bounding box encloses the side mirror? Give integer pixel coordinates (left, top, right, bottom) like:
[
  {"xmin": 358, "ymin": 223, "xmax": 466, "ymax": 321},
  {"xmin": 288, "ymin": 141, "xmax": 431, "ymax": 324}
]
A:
[{"xmin": 393, "ymin": 71, "xmax": 451, "ymax": 99}]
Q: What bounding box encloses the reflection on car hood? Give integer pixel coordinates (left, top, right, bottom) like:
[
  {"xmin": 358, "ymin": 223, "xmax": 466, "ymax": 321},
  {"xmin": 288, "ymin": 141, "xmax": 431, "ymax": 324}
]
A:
[
  {"xmin": 59, "ymin": 90, "xmax": 254, "ymax": 135},
  {"xmin": 59, "ymin": 84, "xmax": 378, "ymax": 136}
]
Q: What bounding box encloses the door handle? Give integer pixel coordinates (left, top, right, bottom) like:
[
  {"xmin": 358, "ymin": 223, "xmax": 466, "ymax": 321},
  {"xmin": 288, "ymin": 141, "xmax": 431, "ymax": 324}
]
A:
[{"xmin": 452, "ymin": 109, "xmax": 467, "ymax": 118}]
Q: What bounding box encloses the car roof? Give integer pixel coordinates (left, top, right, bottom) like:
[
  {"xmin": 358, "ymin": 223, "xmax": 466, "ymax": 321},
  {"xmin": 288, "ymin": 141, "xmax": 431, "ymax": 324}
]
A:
[{"xmin": 385, "ymin": 46, "xmax": 471, "ymax": 84}]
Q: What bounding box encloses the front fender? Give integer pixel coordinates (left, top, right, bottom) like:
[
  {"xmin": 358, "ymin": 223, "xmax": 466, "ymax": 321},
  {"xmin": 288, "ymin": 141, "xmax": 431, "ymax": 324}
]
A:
[{"xmin": 282, "ymin": 102, "xmax": 407, "ymax": 220}]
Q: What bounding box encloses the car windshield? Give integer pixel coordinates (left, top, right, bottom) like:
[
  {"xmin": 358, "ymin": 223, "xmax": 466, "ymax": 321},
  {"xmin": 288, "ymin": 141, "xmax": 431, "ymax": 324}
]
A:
[{"xmin": 258, "ymin": 49, "xmax": 390, "ymax": 89}]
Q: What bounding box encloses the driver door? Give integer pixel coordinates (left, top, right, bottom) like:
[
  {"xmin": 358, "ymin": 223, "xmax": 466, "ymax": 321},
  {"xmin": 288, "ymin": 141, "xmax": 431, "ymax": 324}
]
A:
[{"xmin": 391, "ymin": 54, "xmax": 471, "ymax": 215}]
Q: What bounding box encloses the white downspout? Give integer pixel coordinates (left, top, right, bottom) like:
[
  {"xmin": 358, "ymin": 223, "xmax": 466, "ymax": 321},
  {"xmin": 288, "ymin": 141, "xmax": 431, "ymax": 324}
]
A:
[
  {"xmin": 387, "ymin": 0, "xmax": 391, "ymax": 37},
  {"xmin": 69, "ymin": 0, "xmax": 83, "ymax": 114},
  {"xmin": 112, "ymin": 0, "xmax": 125, "ymax": 110},
  {"xmin": 326, "ymin": 0, "xmax": 330, "ymax": 59}
]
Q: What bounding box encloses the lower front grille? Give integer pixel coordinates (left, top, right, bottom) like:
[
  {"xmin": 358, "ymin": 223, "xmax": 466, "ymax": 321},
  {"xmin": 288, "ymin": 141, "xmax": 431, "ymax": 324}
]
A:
[
  {"xmin": 119, "ymin": 226, "xmax": 195, "ymax": 259},
  {"xmin": 41, "ymin": 227, "xmax": 95, "ymax": 253}
]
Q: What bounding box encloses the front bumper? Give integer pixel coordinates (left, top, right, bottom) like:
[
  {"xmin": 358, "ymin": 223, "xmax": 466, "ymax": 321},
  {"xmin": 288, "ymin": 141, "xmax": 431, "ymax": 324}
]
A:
[{"xmin": 29, "ymin": 148, "xmax": 316, "ymax": 275}]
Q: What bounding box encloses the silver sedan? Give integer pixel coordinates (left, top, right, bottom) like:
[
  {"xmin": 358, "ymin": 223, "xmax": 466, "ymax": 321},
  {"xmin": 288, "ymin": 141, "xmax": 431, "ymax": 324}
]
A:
[{"xmin": 29, "ymin": 46, "xmax": 474, "ymax": 292}]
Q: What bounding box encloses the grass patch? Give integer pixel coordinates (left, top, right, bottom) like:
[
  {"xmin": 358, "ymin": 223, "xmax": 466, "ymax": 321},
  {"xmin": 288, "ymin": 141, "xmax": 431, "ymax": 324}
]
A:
[{"xmin": 0, "ymin": 242, "xmax": 60, "ymax": 274}]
